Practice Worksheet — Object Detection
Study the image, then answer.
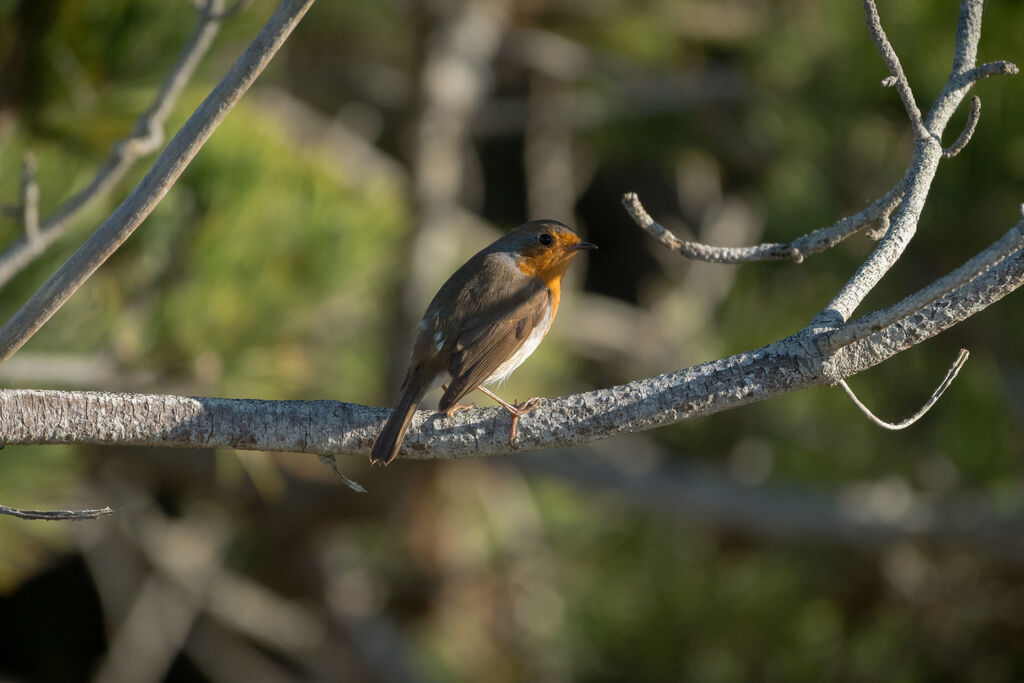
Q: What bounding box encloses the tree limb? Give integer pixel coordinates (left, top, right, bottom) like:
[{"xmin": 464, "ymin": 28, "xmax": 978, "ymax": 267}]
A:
[{"xmin": 0, "ymin": 224, "xmax": 1020, "ymax": 459}]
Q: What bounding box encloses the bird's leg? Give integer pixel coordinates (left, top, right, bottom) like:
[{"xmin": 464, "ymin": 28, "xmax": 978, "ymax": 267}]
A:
[
  {"xmin": 440, "ymin": 384, "xmax": 476, "ymax": 417},
  {"xmin": 475, "ymin": 385, "xmax": 541, "ymax": 444}
]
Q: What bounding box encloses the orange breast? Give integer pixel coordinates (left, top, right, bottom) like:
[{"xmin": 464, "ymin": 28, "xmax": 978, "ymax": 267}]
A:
[{"xmin": 517, "ymin": 253, "xmax": 567, "ymax": 321}]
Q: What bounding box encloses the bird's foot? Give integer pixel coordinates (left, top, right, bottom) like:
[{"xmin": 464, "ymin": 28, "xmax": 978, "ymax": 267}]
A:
[
  {"xmin": 506, "ymin": 397, "xmax": 541, "ymax": 444},
  {"xmin": 443, "ymin": 401, "xmax": 476, "ymax": 418}
]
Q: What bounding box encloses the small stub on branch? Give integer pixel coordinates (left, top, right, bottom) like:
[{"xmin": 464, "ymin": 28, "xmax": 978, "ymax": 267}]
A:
[{"xmin": 881, "ymin": 75, "xmax": 898, "ymax": 88}]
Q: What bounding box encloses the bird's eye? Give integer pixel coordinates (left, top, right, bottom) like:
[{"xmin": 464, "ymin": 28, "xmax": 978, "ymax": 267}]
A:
[{"xmin": 538, "ymin": 233, "xmax": 553, "ymax": 246}]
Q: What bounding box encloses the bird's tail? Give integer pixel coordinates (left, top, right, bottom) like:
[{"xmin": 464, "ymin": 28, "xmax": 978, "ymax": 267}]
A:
[{"xmin": 370, "ymin": 379, "xmax": 428, "ymax": 466}]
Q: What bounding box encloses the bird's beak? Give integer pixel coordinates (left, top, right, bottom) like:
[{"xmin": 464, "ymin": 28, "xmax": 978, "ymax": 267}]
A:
[{"xmin": 569, "ymin": 241, "xmax": 597, "ymax": 252}]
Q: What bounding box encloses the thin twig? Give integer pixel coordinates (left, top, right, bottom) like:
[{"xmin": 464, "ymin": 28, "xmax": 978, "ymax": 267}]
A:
[
  {"xmin": 0, "ymin": 0, "xmax": 233, "ymax": 289},
  {"xmin": 839, "ymin": 349, "xmax": 969, "ymax": 430},
  {"xmin": 622, "ymin": 184, "xmax": 904, "ymax": 264},
  {"xmin": 943, "ymin": 96, "xmax": 981, "ymax": 158},
  {"xmin": 0, "ymin": 0, "xmax": 317, "ymax": 366},
  {"xmin": 21, "ymin": 153, "xmax": 40, "ymax": 244},
  {"xmin": 0, "ymin": 502, "xmax": 113, "ymax": 521},
  {"xmin": 317, "ymin": 454, "xmax": 366, "ymax": 493},
  {"xmin": 950, "ymin": 60, "xmax": 1019, "ymax": 92},
  {"xmin": 862, "ymin": 0, "xmax": 928, "ymax": 140}
]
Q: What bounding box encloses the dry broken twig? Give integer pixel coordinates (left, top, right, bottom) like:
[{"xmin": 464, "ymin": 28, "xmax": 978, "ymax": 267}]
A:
[{"xmin": 0, "ymin": 502, "xmax": 113, "ymax": 521}]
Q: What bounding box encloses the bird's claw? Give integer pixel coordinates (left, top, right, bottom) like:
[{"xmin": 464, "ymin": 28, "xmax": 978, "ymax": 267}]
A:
[
  {"xmin": 507, "ymin": 397, "xmax": 541, "ymax": 444},
  {"xmin": 444, "ymin": 401, "xmax": 476, "ymax": 418}
]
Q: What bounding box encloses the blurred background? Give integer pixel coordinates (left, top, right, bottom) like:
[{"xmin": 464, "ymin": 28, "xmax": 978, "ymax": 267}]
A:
[{"xmin": 1, "ymin": 0, "xmax": 1024, "ymax": 681}]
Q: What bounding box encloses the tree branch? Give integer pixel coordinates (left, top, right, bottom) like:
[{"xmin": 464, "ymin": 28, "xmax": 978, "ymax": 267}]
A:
[
  {"xmin": 0, "ymin": 224, "xmax": 1019, "ymax": 458},
  {"xmin": 0, "ymin": 0, "xmax": 234, "ymax": 289},
  {"xmin": 0, "ymin": 0, "xmax": 317, "ymax": 366},
  {"xmin": 815, "ymin": 0, "xmax": 1014, "ymax": 326}
]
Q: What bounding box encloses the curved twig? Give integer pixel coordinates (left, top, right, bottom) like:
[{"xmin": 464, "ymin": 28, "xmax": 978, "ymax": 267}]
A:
[
  {"xmin": 622, "ymin": 183, "xmax": 904, "ymax": 265},
  {"xmin": 839, "ymin": 349, "xmax": 969, "ymax": 430},
  {"xmin": 943, "ymin": 95, "xmax": 982, "ymax": 158}
]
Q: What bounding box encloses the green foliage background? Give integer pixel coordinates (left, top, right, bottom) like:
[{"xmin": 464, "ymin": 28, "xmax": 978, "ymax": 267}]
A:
[{"xmin": 0, "ymin": 0, "xmax": 1023, "ymax": 681}]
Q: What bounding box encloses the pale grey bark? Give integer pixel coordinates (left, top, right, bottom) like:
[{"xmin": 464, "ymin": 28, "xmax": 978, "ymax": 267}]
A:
[
  {"xmin": 0, "ymin": 0, "xmax": 1019, "ymax": 466},
  {"xmin": 0, "ymin": 226, "xmax": 1020, "ymax": 458}
]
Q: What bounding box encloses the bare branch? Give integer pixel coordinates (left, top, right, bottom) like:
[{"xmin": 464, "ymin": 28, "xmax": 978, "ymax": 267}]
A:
[
  {"xmin": 951, "ymin": 60, "xmax": 1019, "ymax": 91},
  {"xmin": 824, "ymin": 219, "xmax": 1024, "ymax": 350},
  {"xmin": 20, "ymin": 153, "xmax": 40, "ymax": 244},
  {"xmin": 622, "ymin": 181, "xmax": 904, "ymax": 264},
  {"xmin": 0, "ymin": 0, "xmax": 234, "ymax": 289},
  {"xmin": 862, "ymin": 0, "xmax": 928, "ymax": 140},
  {"xmin": 816, "ymin": 1, "xmax": 1006, "ymax": 325},
  {"xmin": 0, "ymin": 0, "xmax": 316, "ymax": 366},
  {"xmin": 839, "ymin": 349, "xmax": 969, "ymax": 430},
  {"xmin": 0, "ymin": 229, "xmax": 1019, "ymax": 460},
  {"xmin": 0, "ymin": 502, "xmax": 113, "ymax": 521},
  {"xmin": 942, "ymin": 95, "xmax": 981, "ymax": 158}
]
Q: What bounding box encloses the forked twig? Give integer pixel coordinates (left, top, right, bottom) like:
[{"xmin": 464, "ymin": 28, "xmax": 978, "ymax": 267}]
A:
[{"xmin": 861, "ymin": 0, "xmax": 927, "ymax": 140}]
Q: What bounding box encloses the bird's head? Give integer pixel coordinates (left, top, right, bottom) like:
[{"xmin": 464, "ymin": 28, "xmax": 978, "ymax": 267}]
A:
[{"xmin": 499, "ymin": 220, "xmax": 597, "ymax": 284}]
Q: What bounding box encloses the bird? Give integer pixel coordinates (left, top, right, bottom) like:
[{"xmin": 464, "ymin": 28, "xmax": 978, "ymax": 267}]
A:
[{"xmin": 369, "ymin": 219, "xmax": 596, "ymax": 465}]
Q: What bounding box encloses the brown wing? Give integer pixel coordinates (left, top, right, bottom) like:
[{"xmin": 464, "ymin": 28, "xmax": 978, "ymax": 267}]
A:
[{"xmin": 438, "ymin": 286, "xmax": 551, "ymax": 412}]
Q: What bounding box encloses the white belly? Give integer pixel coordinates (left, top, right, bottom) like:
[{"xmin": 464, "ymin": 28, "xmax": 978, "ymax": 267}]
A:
[{"xmin": 483, "ymin": 302, "xmax": 552, "ymax": 386}]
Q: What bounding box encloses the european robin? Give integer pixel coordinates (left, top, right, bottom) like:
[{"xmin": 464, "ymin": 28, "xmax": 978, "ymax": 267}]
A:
[{"xmin": 370, "ymin": 219, "xmax": 596, "ymax": 465}]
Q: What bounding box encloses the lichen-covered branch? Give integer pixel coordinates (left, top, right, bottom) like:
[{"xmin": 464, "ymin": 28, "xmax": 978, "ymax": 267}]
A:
[{"xmin": 1, "ymin": 229, "xmax": 1020, "ymax": 460}]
